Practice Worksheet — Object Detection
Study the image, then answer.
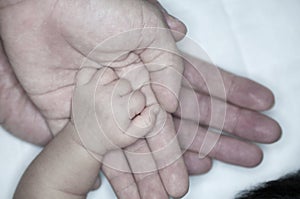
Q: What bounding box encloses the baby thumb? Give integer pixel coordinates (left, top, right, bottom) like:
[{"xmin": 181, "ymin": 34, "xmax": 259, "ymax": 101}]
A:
[{"xmin": 125, "ymin": 104, "xmax": 160, "ymax": 139}]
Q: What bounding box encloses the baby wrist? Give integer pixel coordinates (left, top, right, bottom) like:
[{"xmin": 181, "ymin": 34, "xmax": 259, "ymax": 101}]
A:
[{"xmin": 64, "ymin": 122, "xmax": 105, "ymax": 164}]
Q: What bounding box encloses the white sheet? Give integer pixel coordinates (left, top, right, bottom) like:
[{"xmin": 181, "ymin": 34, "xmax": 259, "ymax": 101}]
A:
[{"xmin": 1, "ymin": 0, "xmax": 300, "ymax": 198}]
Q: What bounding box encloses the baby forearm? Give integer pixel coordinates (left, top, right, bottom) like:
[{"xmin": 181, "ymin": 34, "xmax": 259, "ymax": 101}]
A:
[{"xmin": 14, "ymin": 123, "xmax": 101, "ymax": 199}]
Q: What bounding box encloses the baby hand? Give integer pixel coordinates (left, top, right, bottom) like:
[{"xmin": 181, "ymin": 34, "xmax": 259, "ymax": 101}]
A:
[{"xmin": 72, "ymin": 67, "xmax": 159, "ymax": 159}]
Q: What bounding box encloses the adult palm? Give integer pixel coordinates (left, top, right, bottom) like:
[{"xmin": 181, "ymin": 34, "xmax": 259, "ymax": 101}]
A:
[{"xmin": 0, "ymin": 0, "xmax": 188, "ymax": 197}]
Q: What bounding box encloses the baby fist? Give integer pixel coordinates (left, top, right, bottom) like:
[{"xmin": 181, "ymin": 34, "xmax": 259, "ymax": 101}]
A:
[{"xmin": 72, "ymin": 67, "xmax": 159, "ymax": 159}]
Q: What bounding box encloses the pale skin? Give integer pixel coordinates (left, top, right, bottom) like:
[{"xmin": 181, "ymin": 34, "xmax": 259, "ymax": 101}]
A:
[
  {"xmin": 0, "ymin": 0, "xmax": 282, "ymax": 198},
  {"xmin": 14, "ymin": 67, "xmax": 163, "ymax": 198},
  {"xmin": 72, "ymin": 67, "xmax": 162, "ymax": 157},
  {"xmin": 0, "ymin": 0, "xmax": 189, "ymax": 197}
]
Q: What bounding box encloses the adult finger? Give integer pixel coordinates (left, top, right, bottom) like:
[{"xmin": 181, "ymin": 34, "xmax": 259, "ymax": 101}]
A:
[
  {"xmin": 103, "ymin": 141, "xmax": 169, "ymax": 199},
  {"xmin": 103, "ymin": 142, "xmax": 213, "ymax": 198},
  {"xmin": 124, "ymin": 108, "xmax": 189, "ymax": 198},
  {"xmin": 175, "ymin": 118, "xmax": 264, "ymax": 167},
  {"xmin": 175, "ymin": 86, "xmax": 281, "ymax": 143},
  {"xmin": 102, "ymin": 150, "xmax": 140, "ymax": 199},
  {"xmin": 138, "ymin": 4, "xmax": 184, "ymax": 113},
  {"xmin": 147, "ymin": 0, "xmax": 187, "ymax": 41},
  {"xmin": 125, "ymin": 139, "xmax": 169, "ymax": 199},
  {"xmin": 183, "ymin": 151, "xmax": 212, "ymax": 175},
  {"xmin": 182, "ymin": 53, "xmax": 275, "ymax": 111},
  {"xmin": 146, "ymin": 112, "xmax": 189, "ymax": 198},
  {"xmin": 141, "ymin": 46, "xmax": 183, "ymax": 113}
]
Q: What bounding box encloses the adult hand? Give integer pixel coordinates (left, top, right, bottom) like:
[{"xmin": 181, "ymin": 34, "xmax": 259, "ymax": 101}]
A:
[
  {"xmin": 0, "ymin": 0, "xmax": 188, "ymax": 197},
  {"xmin": 100, "ymin": 53, "xmax": 281, "ymax": 199},
  {"xmin": 0, "ymin": 42, "xmax": 281, "ymax": 198},
  {"xmin": 0, "ymin": 0, "xmax": 281, "ymax": 198}
]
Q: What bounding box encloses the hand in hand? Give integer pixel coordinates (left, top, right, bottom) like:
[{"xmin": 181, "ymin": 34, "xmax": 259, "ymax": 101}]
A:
[
  {"xmin": 0, "ymin": 0, "xmax": 281, "ymax": 198},
  {"xmin": 100, "ymin": 53, "xmax": 281, "ymax": 199},
  {"xmin": 0, "ymin": 0, "xmax": 188, "ymax": 197}
]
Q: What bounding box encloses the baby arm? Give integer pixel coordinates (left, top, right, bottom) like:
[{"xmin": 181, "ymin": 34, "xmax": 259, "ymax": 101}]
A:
[
  {"xmin": 14, "ymin": 68, "xmax": 158, "ymax": 199},
  {"xmin": 14, "ymin": 123, "xmax": 101, "ymax": 199}
]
